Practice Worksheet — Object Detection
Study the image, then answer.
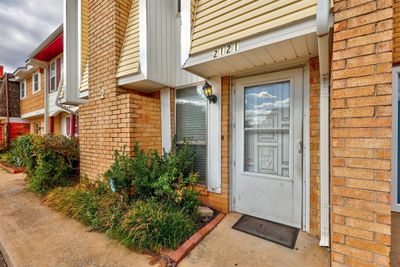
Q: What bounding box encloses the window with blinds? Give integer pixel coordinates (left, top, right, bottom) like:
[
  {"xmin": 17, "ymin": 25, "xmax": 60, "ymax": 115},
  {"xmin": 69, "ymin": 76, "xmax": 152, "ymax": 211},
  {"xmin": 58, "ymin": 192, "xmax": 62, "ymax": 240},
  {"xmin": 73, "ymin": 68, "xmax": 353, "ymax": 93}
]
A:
[{"xmin": 176, "ymin": 86, "xmax": 207, "ymax": 185}]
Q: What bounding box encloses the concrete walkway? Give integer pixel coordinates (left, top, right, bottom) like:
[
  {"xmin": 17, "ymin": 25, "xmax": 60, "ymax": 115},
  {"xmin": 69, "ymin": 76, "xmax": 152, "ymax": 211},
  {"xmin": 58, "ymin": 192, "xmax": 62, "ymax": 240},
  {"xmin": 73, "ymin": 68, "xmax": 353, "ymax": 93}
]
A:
[
  {"xmin": 0, "ymin": 170, "xmax": 154, "ymax": 267},
  {"xmin": 0, "ymin": 170, "xmax": 330, "ymax": 267},
  {"xmin": 0, "ymin": 252, "xmax": 6, "ymax": 267},
  {"xmin": 180, "ymin": 213, "xmax": 330, "ymax": 267}
]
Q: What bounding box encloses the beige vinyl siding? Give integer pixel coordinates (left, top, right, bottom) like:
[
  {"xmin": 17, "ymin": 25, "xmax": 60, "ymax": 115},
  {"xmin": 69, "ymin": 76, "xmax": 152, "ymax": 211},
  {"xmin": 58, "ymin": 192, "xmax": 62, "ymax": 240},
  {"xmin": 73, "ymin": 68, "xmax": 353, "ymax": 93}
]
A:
[
  {"xmin": 191, "ymin": 0, "xmax": 197, "ymax": 24},
  {"xmin": 117, "ymin": 0, "xmax": 140, "ymax": 78},
  {"xmin": 80, "ymin": 0, "xmax": 89, "ymax": 92},
  {"xmin": 80, "ymin": 63, "xmax": 89, "ymax": 92},
  {"xmin": 191, "ymin": 0, "xmax": 318, "ymax": 54}
]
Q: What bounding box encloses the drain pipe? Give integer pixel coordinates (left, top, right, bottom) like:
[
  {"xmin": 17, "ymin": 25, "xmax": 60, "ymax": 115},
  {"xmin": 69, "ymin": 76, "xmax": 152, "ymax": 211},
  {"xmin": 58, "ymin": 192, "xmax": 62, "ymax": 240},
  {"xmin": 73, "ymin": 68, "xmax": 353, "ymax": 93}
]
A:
[
  {"xmin": 55, "ymin": 73, "xmax": 77, "ymax": 115},
  {"xmin": 4, "ymin": 74, "xmax": 9, "ymax": 147},
  {"xmin": 317, "ymin": 0, "xmax": 330, "ymax": 247}
]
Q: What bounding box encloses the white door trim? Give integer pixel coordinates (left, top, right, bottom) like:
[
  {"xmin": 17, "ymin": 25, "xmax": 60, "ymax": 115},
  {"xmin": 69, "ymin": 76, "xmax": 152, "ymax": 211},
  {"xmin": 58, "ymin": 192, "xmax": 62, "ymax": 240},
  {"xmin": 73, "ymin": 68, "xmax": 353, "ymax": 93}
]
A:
[
  {"xmin": 392, "ymin": 67, "xmax": 400, "ymax": 212},
  {"xmin": 230, "ymin": 67, "xmax": 310, "ymax": 231},
  {"xmin": 231, "ymin": 68, "xmax": 306, "ymax": 228},
  {"xmin": 303, "ymin": 64, "xmax": 310, "ymax": 232}
]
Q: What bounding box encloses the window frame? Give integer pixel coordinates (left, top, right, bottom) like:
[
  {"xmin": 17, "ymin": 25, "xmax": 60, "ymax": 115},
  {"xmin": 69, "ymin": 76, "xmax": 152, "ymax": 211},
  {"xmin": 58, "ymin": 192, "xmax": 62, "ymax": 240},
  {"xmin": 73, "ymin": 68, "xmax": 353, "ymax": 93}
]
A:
[
  {"xmin": 49, "ymin": 60, "xmax": 57, "ymax": 93},
  {"xmin": 32, "ymin": 71, "xmax": 41, "ymax": 94},
  {"xmin": 392, "ymin": 67, "xmax": 400, "ymax": 212},
  {"xmin": 175, "ymin": 85, "xmax": 209, "ymax": 186},
  {"xmin": 20, "ymin": 80, "xmax": 27, "ymax": 100}
]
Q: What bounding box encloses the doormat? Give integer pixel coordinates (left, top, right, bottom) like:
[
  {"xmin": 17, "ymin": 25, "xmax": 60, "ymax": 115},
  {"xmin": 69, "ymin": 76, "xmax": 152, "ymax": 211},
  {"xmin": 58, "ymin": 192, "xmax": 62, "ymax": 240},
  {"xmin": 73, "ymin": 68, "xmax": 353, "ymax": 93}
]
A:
[{"xmin": 232, "ymin": 215, "xmax": 299, "ymax": 249}]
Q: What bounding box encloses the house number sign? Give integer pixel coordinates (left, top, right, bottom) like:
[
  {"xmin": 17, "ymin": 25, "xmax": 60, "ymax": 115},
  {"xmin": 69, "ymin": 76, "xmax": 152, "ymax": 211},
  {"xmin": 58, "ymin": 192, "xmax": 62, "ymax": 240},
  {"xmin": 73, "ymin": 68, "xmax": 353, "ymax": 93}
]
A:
[{"xmin": 212, "ymin": 42, "xmax": 240, "ymax": 58}]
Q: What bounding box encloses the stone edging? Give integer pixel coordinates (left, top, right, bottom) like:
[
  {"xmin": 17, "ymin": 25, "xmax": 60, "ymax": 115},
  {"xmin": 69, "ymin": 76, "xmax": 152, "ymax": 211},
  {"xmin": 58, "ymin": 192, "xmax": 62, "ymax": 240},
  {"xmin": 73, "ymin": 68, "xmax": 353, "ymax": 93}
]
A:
[
  {"xmin": 0, "ymin": 236, "xmax": 14, "ymax": 267},
  {"xmin": 0, "ymin": 162, "xmax": 25, "ymax": 174},
  {"xmin": 163, "ymin": 213, "xmax": 225, "ymax": 264}
]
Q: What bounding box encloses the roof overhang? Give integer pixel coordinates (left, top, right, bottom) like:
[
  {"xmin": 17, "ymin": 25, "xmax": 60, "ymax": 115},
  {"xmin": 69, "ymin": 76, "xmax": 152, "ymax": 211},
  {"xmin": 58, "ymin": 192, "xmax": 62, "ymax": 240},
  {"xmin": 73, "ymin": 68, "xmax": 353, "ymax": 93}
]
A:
[
  {"xmin": 183, "ymin": 17, "xmax": 329, "ymax": 78},
  {"xmin": 118, "ymin": 73, "xmax": 168, "ymax": 92},
  {"xmin": 21, "ymin": 109, "xmax": 45, "ymax": 119},
  {"xmin": 13, "ymin": 65, "xmax": 37, "ymax": 80},
  {"xmin": 30, "ymin": 25, "xmax": 63, "ymax": 62}
]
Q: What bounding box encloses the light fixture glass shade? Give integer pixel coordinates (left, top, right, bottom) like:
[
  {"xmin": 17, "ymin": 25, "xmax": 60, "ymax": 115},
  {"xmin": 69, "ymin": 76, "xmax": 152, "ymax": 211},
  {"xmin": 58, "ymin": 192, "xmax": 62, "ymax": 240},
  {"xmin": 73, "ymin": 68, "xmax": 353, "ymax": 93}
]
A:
[{"xmin": 202, "ymin": 81, "xmax": 217, "ymax": 104}]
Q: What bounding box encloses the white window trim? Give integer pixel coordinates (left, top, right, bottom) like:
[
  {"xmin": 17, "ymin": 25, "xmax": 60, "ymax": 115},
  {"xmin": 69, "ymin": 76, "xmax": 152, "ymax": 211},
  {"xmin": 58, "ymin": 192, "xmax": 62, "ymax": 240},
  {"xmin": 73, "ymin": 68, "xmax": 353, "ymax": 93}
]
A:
[
  {"xmin": 392, "ymin": 67, "xmax": 400, "ymax": 212},
  {"xmin": 161, "ymin": 88, "xmax": 172, "ymax": 152},
  {"xmin": 206, "ymin": 78, "xmax": 222, "ymax": 193},
  {"xmin": 49, "ymin": 60, "xmax": 57, "ymax": 93},
  {"xmin": 32, "ymin": 71, "xmax": 41, "ymax": 94},
  {"xmin": 175, "ymin": 84, "xmax": 209, "ymax": 187},
  {"xmin": 20, "ymin": 80, "xmax": 27, "ymax": 100}
]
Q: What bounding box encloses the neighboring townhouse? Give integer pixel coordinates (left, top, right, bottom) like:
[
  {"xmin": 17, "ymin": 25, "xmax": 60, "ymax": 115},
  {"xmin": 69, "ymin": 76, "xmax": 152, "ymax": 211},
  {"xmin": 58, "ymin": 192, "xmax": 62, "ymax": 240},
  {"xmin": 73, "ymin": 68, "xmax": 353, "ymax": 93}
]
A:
[
  {"xmin": 0, "ymin": 68, "xmax": 30, "ymax": 148},
  {"xmin": 60, "ymin": 0, "xmax": 397, "ymax": 266},
  {"xmin": 13, "ymin": 26, "xmax": 78, "ymax": 137}
]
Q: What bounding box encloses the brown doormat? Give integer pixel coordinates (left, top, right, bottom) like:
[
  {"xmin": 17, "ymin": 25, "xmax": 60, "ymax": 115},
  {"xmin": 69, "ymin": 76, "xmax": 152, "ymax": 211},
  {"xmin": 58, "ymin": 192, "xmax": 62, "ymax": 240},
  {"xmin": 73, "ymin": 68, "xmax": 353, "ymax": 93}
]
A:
[{"xmin": 232, "ymin": 215, "xmax": 299, "ymax": 249}]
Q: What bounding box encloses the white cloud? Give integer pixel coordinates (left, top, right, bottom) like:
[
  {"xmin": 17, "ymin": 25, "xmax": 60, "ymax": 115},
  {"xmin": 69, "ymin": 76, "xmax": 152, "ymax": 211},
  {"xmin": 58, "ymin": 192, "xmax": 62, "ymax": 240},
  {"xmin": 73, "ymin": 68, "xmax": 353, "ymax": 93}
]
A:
[
  {"xmin": 247, "ymin": 91, "xmax": 277, "ymax": 99},
  {"xmin": 0, "ymin": 0, "xmax": 63, "ymax": 73}
]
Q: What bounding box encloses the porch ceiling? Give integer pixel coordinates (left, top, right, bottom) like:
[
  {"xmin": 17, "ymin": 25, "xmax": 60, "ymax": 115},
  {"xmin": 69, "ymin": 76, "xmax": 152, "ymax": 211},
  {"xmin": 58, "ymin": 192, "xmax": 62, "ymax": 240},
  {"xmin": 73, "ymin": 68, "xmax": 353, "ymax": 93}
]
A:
[{"xmin": 184, "ymin": 33, "xmax": 318, "ymax": 78}]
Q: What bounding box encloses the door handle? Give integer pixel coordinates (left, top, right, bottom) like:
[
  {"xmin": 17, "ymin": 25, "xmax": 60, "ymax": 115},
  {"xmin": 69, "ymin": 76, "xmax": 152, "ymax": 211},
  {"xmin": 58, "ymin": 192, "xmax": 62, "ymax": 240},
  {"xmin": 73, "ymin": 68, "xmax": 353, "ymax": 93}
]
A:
[{"xmin": 298, "ymin": 139, "xmax": 303, "ymax": 154}]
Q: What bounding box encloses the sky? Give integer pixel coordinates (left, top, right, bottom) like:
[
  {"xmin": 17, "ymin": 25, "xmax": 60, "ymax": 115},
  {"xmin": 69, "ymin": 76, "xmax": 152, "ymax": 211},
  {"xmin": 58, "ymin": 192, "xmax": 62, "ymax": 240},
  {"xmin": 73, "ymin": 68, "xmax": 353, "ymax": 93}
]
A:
[{"xmin": 0, "ymin": 0, "xmax": 63, "ymax": 73}]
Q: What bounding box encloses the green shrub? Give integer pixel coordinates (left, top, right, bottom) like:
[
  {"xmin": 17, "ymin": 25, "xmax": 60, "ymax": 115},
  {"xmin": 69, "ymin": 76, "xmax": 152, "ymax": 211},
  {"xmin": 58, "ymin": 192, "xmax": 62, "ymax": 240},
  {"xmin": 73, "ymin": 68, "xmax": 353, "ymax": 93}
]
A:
[
  {"xmin": 7, "ymin": 135, "xmax": 36, "ymax": 171},
  {"xmin": 44, "ymin": 185, "xmax": 128, "ymax": 231},
  {"xmin": 104, "ymin": 142, "xmax": 200, "ymax": 213},
  {"xmin": 121, "ymin": 199, "xmax": 196, "ymax": 251},
  {"xmin": 29, "ymin": 150, "xmax": 73, "ymax": 195},
  {"xmin": 7, "ymin": 134, "xmax": 79, "ymax": 195},
  {"xmin": 45, "ymin": 186, "xmax": 197, "ymax": 252},
  {"xmin": 104, "ymin": 148, "xmax": 134, "ymax": 195}
]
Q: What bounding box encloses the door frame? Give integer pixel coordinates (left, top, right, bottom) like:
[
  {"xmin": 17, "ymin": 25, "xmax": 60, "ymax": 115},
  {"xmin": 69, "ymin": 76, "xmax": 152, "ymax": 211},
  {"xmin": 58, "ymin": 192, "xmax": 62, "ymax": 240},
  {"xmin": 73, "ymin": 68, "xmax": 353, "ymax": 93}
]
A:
[
  {"xmin": 230, "ymin": 67, "xmax": 310, "ymax": 231},
  {"xmin": 392, "ymin": 66, "xmax": 400, "ymax": 212}
]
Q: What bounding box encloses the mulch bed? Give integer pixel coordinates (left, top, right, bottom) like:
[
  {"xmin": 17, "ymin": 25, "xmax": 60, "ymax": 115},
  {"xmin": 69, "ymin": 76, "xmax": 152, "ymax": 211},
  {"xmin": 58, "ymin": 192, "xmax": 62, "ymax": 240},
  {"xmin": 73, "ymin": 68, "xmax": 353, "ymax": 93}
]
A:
[{"xmin": 162, "ymin": 212, "xmax": 225, "ymax": 265}]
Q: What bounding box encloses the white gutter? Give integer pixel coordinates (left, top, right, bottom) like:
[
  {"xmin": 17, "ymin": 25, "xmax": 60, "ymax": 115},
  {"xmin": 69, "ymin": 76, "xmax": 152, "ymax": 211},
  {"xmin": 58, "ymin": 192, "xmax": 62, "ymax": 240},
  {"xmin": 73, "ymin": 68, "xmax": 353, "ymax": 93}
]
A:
[{"xmin": 316, "ymin": 0, "xmax": 330, "ymax": 247}]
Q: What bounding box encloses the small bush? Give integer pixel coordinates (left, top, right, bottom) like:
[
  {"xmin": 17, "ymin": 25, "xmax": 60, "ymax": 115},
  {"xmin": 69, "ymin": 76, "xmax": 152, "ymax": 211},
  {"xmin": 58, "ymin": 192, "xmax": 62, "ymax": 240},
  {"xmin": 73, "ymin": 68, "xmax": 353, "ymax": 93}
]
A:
[
  {"xmin": 121, "ymin": 199, "xmax": 196, "ymax": 251},
  {"xmin": 29, "ymin": 150, "xmax": 73, "ymax": 195},
  {"xmin": 104, "ymin": 148, "xmax": 134, "ymax": 195},
  {"xmin": 7, "ymin": 134, "xmax": 79, "ymax": 195},
  {"xmin": 104, "ymin": 142, "xmax": 200, "ymax": 213},
  {"xmin": 7, "ymin": 135, "xmax": 36, "ymax": 171}
]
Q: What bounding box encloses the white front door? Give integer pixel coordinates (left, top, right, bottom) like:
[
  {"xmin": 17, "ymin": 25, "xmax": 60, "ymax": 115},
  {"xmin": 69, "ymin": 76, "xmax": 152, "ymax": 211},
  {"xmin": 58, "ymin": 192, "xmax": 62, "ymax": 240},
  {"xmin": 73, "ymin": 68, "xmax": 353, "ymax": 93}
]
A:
[{"xmin": 234, "ymin": 69, "xmax": 303, "ymax": 228}]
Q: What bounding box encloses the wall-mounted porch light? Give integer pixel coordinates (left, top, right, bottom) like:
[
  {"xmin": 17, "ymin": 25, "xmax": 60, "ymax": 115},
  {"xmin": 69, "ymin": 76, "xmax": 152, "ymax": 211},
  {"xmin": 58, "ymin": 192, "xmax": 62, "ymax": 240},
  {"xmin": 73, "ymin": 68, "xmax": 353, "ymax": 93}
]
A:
[{"xmin": 202, "ymin": 81, "xmax": 217, "ymax": 104}]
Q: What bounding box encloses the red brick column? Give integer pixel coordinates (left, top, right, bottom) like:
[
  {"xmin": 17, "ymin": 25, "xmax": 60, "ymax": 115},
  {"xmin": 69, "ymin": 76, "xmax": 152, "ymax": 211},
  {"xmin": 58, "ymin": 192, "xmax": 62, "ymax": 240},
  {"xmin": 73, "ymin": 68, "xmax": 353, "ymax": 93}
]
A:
[{"xmin": 331, "ymin": 0, "xmax": 393, "ymax": 266}]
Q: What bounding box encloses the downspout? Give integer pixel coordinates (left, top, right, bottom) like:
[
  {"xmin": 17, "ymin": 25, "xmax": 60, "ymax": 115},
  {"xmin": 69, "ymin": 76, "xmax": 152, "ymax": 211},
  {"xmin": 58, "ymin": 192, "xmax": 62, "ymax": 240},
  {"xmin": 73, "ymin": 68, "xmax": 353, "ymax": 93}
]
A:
[
  {"xmin": 4, "ymin": 74, "xmax": 9, "ymax": 147},
  {"xmin": 316, "ymin": 0, "xmax": 330, "ymax": 247},
  {"xmin": 44, "ymin": 67, "xmax": 48, "ymax": 135},
  {"xmin": 55, "ymin": 73, "xmax": 77, "ymax": 115}
]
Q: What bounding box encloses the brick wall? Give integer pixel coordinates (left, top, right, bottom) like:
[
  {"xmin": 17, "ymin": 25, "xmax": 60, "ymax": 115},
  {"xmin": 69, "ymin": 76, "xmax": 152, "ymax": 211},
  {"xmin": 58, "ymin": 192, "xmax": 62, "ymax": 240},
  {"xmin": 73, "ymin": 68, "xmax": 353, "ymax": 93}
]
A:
[
  {"xmin": 394, "ymin": 0, "xmax": 400, "ymax": 64},
  {"xmin": 79, "ymin": 0, "xmax": 162, "ymax": 179},
  {"xmin": 331, "ymin": 1, "xmax": 393, "ymax": 266},
  {"xmin": 0, "ymin": 79, "xmax": 20, "ymax": 118},
  {"xmin": 309, "ymin": 57, "xmax": 321, "ymax": 237}
]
